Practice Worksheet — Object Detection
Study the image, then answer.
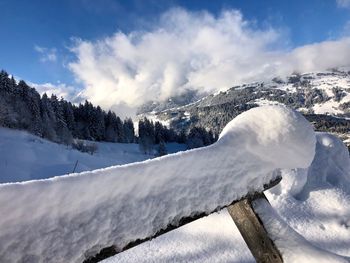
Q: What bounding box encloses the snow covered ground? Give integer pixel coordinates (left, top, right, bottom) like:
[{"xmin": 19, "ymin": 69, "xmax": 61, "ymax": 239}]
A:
[
  {"xmin": 0, "ymin": 106, "xmax": 349, "ymax": 262},
  {"xmin": 0, "ymin": 127, "xmax": 185, "ymax": 183},
  {"xmin": 105, "ymin": 107, "xmax": 350, "ymax": 263},
  {"xmin": 105, "ymin": 133, "xmax": 350, "ymax": 263}
]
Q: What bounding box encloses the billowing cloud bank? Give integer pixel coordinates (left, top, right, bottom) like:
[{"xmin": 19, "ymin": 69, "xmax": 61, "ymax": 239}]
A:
[{"xmin": 68, "ymin": 8, "xmax": 350, "ymax": 114}]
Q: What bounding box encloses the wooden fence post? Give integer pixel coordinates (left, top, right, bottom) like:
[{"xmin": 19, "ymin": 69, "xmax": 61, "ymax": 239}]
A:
[{"xmin": 227, "ymin": 193, "xmax": 283, "ymax": 263}]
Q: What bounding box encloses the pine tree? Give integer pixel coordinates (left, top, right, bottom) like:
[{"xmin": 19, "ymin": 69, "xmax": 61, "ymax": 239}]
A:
[
  {"xmin": 40, "ymin": 93, "xmax": 57, "ymax": 141},
  {"xmin": 154, "ymin": 121, "xmax": 164, "ymax": 144},
  {"xmin": 138, "ymin": 118, "xmax": 155, "ymax": 154},
  {"xmin": 115, "ymin": 116, "xmax": 124, "ymax": 143},
  {"xmin": 123, "ymin": 118, "xmax": 135, "ymax": 143},
  {"xmin": 61, "ymin": 100, "xmax": 75, "ymax": 135},
  {"xmin": 51, "ymin": 95, "xmax": 72, "ymax": 144},
  {"xmin": 0, "ymin": 70, "xmax": 14, "ymax": 94},
  {"xmin": 27, "ymin": 91, "xmax": 42, "ymax": 136},
  {"xmin": 0, "ymin": 96, "xmax": 8, "ymax": 126},
  {"xmin": 105, "ymin": 111, "xmax": 117, "ymax": 142},
  {"xmin": 157, "ymin": 140, "xmax": 167, "ymax": 156}
]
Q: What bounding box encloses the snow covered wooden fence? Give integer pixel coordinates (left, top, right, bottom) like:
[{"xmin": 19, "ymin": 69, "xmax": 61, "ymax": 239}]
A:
[
  {"xmin": 0, "ymin": 106, "xmax": 316, "ymax": 263},
  {"xmin": 85, "ymin": 177, "xmax": 284, "ymax": 263}
]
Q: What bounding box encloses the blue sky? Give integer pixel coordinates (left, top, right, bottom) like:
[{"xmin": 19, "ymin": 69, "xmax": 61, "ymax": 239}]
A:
[{"xmin": 1, "ymin": 0, "xmax": 350, "ymax": 113}]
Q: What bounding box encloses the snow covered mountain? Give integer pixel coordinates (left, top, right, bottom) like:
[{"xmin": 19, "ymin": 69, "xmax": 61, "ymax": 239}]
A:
[
  {"xmin": 137, "ymin": 89, "xmax": 206, "ymax": 114},
  {"xmin": 143, "ymin": 68, "xmax": 350, "ymax": 146}
]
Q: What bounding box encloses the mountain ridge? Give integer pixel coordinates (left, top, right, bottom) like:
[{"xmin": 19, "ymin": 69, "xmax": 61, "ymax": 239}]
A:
[{"xmin": 140, "ymin": 69, "xmax": 350, "ymax": 147}]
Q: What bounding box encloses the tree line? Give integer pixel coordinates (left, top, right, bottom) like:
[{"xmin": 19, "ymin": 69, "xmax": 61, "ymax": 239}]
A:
[
  {"xmin": 138, "ymin": 117, "xmax": 216, "ymax": 155},
  {"xmin": 0, "ymin": 70, "xmax": 135, "ymax": 145},
  {"xmin": 0, "ymin": 70, "xmax": 216, "ymax": 153}
]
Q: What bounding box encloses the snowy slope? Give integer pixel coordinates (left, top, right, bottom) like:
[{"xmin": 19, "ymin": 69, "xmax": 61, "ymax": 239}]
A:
[
  {"xmin": 0, "ymin": 127, "xmax": 186, "ymax": 183},
  {"xmin": 146, "ymin": 69, "xmax": 350, "ymax": 145},
  {"xmin": 184, "ymin": 70, "xmax": 350, "ymax": 115},
  {"xmin": 0, "ymin": 106, "xmax": 317, "ymax": 263}
]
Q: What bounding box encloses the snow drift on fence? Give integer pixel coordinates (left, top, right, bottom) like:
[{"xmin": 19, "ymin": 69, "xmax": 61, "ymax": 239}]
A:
[
  {"xmin": 0, "ymin": 105, "xmax": 316, "ymax": 263},
  {"xmin": 105, "ymin": 134, "xmax": 350, "ymax": 263}
]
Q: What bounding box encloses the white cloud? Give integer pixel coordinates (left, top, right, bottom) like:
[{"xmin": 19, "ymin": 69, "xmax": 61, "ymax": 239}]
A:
[
  {"xmin": 30, "ymin": 81, "xmax": 78, "ymax": 101},
  {"xmin": 68, "ymin": 8, "xmax": 350, "ymax": 115},
  {"xmin": 337, "ymin": 0, "xmax": 350, "ymax": 8},
  {"xmin": 34, "ymin": 45, "xmax": 57, "ymax": 62}
]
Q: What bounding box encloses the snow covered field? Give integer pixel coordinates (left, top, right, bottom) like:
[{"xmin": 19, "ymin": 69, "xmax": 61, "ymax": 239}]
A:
[
  {"xmin": 0, "ymin": 127, "xmax": 185, "ymax": 183},
  {"xmin": 0, "ymin": 106, "xmax": 349, "ymax": 262}
]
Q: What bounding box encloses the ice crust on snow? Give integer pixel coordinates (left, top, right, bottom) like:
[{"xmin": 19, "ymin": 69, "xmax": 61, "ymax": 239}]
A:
[{"xmin": 0, "ymin": 106, "xmax": 316, "ymax": 263}]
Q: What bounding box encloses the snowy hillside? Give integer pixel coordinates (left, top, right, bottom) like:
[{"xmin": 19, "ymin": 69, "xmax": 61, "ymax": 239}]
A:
[
  {"xmin": 145, "ymin": 69, "xmax": 350, "ymax": 145},
  {"xmin": 0, "ymin": 127, "xmax": 186, "ymax": 183}
]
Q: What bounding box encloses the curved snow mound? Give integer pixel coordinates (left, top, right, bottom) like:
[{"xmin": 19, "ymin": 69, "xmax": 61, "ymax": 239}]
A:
[
  {"xmin": 274, "ymin": 133, "xmax": 350, "ymax": 198},
  {"xmin": 304, "ymin": 133, "xmax": 350, "ymax": 190},
  {"xmin": 219, "ymin": 105, "xmax": 316, "ymax": 169}
]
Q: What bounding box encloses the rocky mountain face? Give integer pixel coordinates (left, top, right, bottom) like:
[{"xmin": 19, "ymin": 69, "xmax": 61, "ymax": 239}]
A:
[
  {"xmin": 136, "ymin": 89, "xmax": 206, "ymax": 115},
  {"xmin": 140, "ymin": 69, "xmax": 350, "ymax": 147}
]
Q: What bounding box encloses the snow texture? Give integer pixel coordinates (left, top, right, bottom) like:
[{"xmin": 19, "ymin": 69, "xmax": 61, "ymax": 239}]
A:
[
  {"xmin": 0, "ymin": 127, "xmax": 186, "ymax": 183},
  {"xmin": 104, "ymin": 210, "xmax": 255, "ymax": 263},
  {"xmin": 253, "ymin": 198, "xmax": 350, "ymax": 263},
  {"xmin": 107, "ymin": 132, "xmax": 350, "ymax": 263},
  {"xmin": 0, "ymin": 128, "xmax": 148, "ymax": 183},
  {"xmin": 266, "ymin": 133, "xmax": 350, "ymax": 261},
  {"xmin": 0, "ymin": 105, "xmax": 316, "ymax": 263},
  {"xmin": 255, "ymin": 133, "xmax": 350, "ymax": 262},
  {"xmin": 273, "ymin": 132, "xmax": 350, "ymax": 199}
]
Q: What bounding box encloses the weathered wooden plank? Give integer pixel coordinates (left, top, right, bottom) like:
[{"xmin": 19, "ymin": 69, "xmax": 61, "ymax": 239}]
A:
[
  {"xmin": 84, "ymin": 177, "xmax": 282, "ymax": 263},
  {"xmin": 227, "ymin": 193, "xmax": 283, "ymax": 263}
]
